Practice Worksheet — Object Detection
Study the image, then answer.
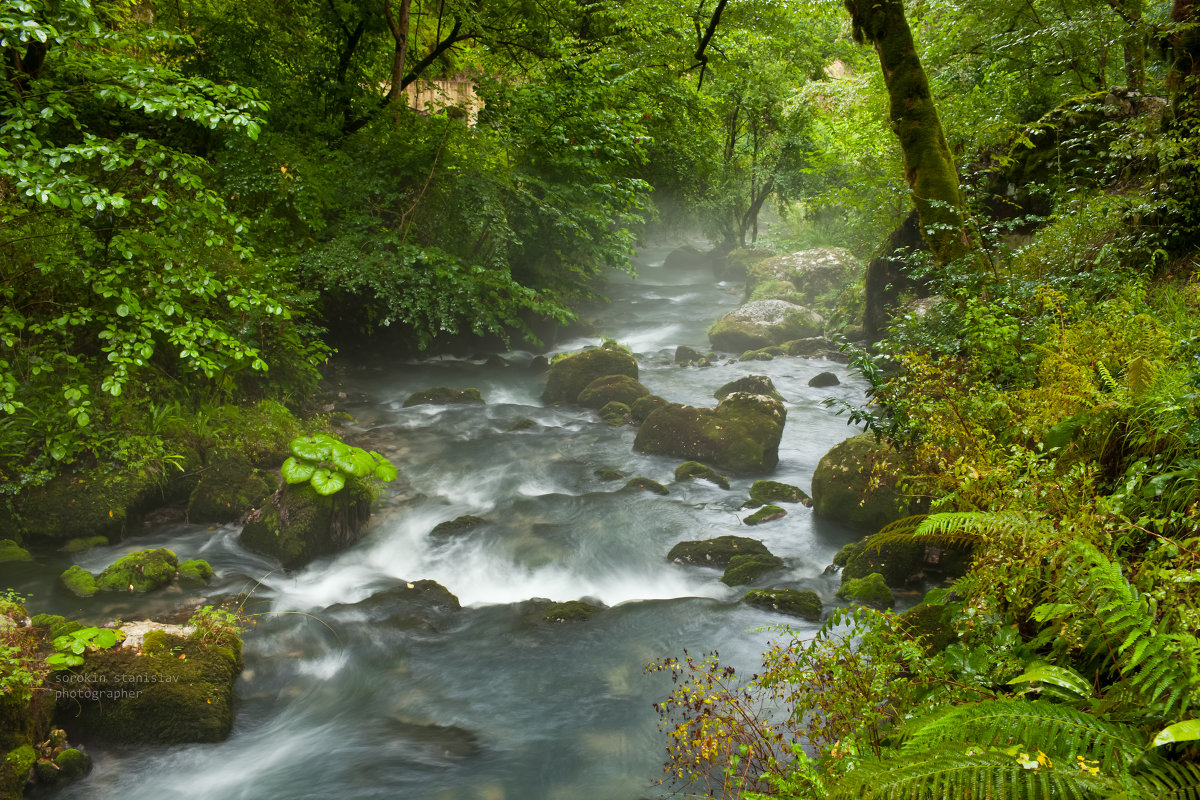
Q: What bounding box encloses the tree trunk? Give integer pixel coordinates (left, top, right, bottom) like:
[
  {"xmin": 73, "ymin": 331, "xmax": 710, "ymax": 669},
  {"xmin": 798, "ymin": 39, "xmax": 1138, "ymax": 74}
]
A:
[
  {"xmin": 844, "ymin": 0, "xmax": 969, "ymax": 265},
  {"xmin": 1168, "ymin": 0, "xmax": 1200, "ymax": 119},
  {"xmin": 384, "ymin": 0, "xmax": 413, "ymax": 105}
]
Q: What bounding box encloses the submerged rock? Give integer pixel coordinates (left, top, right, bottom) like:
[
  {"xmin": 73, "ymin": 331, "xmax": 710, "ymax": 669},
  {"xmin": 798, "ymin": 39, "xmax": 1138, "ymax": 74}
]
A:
[
  {"xmin": 675, "ymin": 345, "xmax": 704, "ymax": 364},
  {"xmin": 745, "ymin": 480, "xmax": 811, "ymax": 508},
  {"xmin": 402, "ymin": 387, "xmax": 485, "ymax": 407},
  {"xmin": 593, "ymin": 468, "xmax": 625, "ymax": 482},
  {"xmin": 240, "ymin": 479, "xmax": 373, "ymax": 569},
  {"xmin": 808, "ymin": 371, "xmax": 840, "ymax": 388},
  {"xmin": 713, "ymin": 374, "xmax": 782, "ymax": 402},
  {"xmin": 674, "ymin": 461, "xmax": 730, "ymax": 490},
  {"xmin": 708, "ymin": 300, "xmax": 824, "ymax": 353},
  {"xmin": 542, "ymin": 344, "xmax": 638, "ymax": 405},
  {"xmin": 540, "ymin": 600, "xmax": 601, "ymax": 622},
  {"xmin": 667, "ymin": 535, "xmax": 771, "ymax": 568},
  {"xmin": 430, "ymin": 515, "xmax": 487, "ymax": 537},
  {"xmin": 743, "ymin": 505, "xmax": 786, "ymax": 525},
  {"xmin": 664, "ymin": 244, "xmax": 716, "ymax": 269},
  {"xmin": 95, "ymin": 549, "xmax": 178, "ymax": 593},
  {"xmin": 811, "ymin": 434, "xmax": 914, "ymax": 530},
  {"xmin": 59, "ymin": 536, "xmax": 108, "ymax": 553},
  {"xmin": 720, "ymin": 553, "xmax": 784, "ymax": 585},
  {"xmin": 624, "ymin": 477, "xmax": 669, "ymax": 496},
  {"xmin": 742, "ymin": 589, "xmax": 822, "ymax": 621},
  {"xmin": 507, "ymin": 418, "xmax": 538, "ymax": 432},
  {"xmin": 837, "ymin": 572, "xmax": 895, "ymax": 608},
  {"xmin": 635, "ymin": 392, "xmax": 786, "ymax": 473}
]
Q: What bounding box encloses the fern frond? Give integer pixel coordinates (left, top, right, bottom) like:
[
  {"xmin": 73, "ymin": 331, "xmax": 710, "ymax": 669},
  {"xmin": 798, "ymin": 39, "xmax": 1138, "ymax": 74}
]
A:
[
  {"xmin": 1129, "ymin": 761, "xmax": 1200, "ymax": 800},
  {"xmin": 899, "ymin": 699, "xmax": 1145, "ymax": 770},
  {"xmin": 836, "ymin": 746, "xmax": 1116, "ymax": 800},
  {"xmin": 866, "ymin": 512, "xmax": 1025, "ymax": 553}
]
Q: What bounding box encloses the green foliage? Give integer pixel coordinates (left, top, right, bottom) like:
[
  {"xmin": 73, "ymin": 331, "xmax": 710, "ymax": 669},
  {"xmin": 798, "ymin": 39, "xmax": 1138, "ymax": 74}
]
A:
[
  {"xmin": 282, "ymin": 433, "xmax": 397, "ymax": 496},
  {"xmin": 187, "ymin": 605, "xmax": 243, "ymax": 647},
  {"xmin": 46, "ymin": 626, "xmax": 125, "ymax": 670}
]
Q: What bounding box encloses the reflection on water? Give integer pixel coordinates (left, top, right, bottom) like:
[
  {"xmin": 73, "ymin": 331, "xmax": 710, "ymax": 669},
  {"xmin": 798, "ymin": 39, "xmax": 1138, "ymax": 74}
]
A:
[{"xmin": 48, "ymin": 243, "xmax": 867, "ymax": 800}]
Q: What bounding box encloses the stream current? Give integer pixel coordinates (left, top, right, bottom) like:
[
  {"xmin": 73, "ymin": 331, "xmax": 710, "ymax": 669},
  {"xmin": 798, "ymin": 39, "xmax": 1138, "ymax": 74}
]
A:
[{"xmin": 36, "ymin": 243, "xmax": 869, "ymax": 800}]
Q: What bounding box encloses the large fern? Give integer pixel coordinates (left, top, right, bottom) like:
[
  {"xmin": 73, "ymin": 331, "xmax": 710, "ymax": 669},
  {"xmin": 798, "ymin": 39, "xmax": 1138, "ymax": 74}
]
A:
[{"xmin": 865, "ymin": 512, "xmax": 1034, "ymax": 553}]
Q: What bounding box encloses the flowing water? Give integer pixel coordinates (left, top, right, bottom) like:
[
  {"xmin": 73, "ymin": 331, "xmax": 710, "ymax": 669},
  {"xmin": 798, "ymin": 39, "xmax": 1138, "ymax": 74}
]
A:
[{"xmin": 35, "ymin": 244, "xmax": 869, "ymax": 800}]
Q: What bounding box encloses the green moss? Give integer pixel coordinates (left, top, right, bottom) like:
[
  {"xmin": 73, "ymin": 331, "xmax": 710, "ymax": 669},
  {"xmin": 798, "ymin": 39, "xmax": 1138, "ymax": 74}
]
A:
[
  {"xmin": 624, "ymin": 477, "xmax": 669, "ymax": 495},
  {"xmin": 594, "ymin": 468, "xmax": 625, "ymax": 481},
  {"xmin": 738, "ymin": 347, "xmax": 781, "ymax": 361},
  {"xmin": 748, "ymin": 279, "xmax": 805, "ymax": 304},
  {"xmin": 576, "ymin": 375, "xmax": 649, "ymax": 408},
  {"xmin": 746, "ymin": 480, "xmax": 811, "ymax": 508},
  {"xmin": 7, "ymin": 466, "xmax": 157, "ymax": 545},
  {"xmin": 784, "ymin": 337, "xmax": 829, "ymax": 356},
  {"xmin": 599, "ymin": 401, "xmax": 632, "ymax": 426},
  {"xmin": 240, "ymin": 477, "xmax": 373, "ymax": 569},
  {"xmin": 59, "ymin": 566, "xmax": 97, "ymax": 598},
  {"xmin": 634, "ymin": 394, "xmax": 786, "ymax": 474},
  {"xmin": 720, "ymin": 553, "xmax": 784, "ymax": 585},
  {"xmin": 743, "ymin": 589, "xmax": 822, "ymax": 621},
  {"xmin": 714, "ymin": 375, "xmax": 782, "ymax": 401},
  {"xmin": 188, "ymin": 456, "xmax": 272, "ymax": 523},
  {"xmin": 430, "ymin": 515, "xmax": 487, "ymax": 536},
  {"xmin": 0, "ymin": 540, "xmax": 31, "ymax": 563},
  {"xmin": 839, "ymin": 534, "xmax": 925, "ymax": 586},
  {"xmin": 743, "ymin": 505, "xmax": 787, "ymax": 525},
  {"xmin": 177, "ymin": 559, "xmax": 215, "ymax": 588},
  {"xmin": 49, "ymin": 620, "xmax": 83, "ymax": 640},
  {"xmin": 667, "ymin": 536, "xmax": 770, "ymax": 568},
  {"xmin": 141, "ymin": 629, "xmax": 172, "ymax": 653},
  {"xmin": 630, "ymin": 394, "xmax": 668, "ymax": 423},
  {"xmin": 402, "ymin": 387, "xmax": 485, "ymax": 407},
  {"xmin": 54, "ymin": 748, "xmax": 91, "ymax": 780},
  {"xmin": 708, "ymin": 301, "xmax": 824, "ymax": 353},
  {"xmin": 59, "ymin": 536, "xmax": 108, "ymax": 553},
  {"xmin": 3, "ymin": 743, "xmax": 34, "ymax": 793},
  {"xmin": 51, "ymin": 633, "xmax": 241, "ymax": 744},
  {"xmin": 837, "ymin": 572, "xmax": 895, "ymax": 608},
  {"xmin": 542, "ymin": 346, "xmax": 639, "ymax": 404},
  {"xmin": 201, "ymin": 399, "xmax": 303, "ymax": 468},
  {"xmin": 674, "ymin": 461, "xmax": 730, "ymax": 489},
  {"xmin": 95, "ymin": 548, "xmax": 178, "ymax": 593},
  {"xmin": 811, "ymin": 434, "xmax": 916, "ymax": 530},
  {"xmin": 29, "ymin": 614, "xmax": 65, "ymax": 631},
  {"xmin": 832, "ymin": 540, "xmax": 864, "ymax": 568},
  {"xmin": 542, "ymin": 600, "xmax": 600, "ymax": 622}
]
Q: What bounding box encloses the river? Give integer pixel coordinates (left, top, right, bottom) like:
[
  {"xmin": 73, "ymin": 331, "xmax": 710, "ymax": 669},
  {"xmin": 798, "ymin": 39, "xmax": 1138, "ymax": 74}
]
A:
[{"xmin": 42, "ymin": 243, "xmax": 868, "ymax": 800}]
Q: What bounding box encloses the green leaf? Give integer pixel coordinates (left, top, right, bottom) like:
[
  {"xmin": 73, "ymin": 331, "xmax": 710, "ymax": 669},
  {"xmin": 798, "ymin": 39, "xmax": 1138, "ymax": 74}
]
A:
[
  {"xmin": 281, "ymin": 456, "xmax": 315, "ymax": 484},
  {"xmin": 1008, "ymin": 664, "xmax": 1093, "ymax": 699},
  {"xmin": 332, "ymin": 446, "xmax": 374, "ymax": 478},
  {"xmin": 1150, "ymin": 720, "xmax": 1200, "ymax": 748},
  {"xmin": 374, "ymin": 461, "xmax": 399, "ymax": 482},
  {"xmin": 309, "ymin": 467, "xmax": 345, "ymax": 496},
  {"xmin": 290, "ymin": 436, "xmax": 331, "ymax": 461}
]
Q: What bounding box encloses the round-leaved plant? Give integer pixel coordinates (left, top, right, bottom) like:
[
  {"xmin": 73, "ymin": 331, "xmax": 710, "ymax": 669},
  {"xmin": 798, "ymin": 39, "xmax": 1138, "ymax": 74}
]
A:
[{"xmin": 282, "ymin": 434, "xmax": 398, "ymax": 496}]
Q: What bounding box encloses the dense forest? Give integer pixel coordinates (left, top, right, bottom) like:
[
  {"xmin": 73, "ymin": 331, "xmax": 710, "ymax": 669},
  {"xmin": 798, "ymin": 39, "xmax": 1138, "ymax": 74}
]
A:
[{"xmin": 3, "ymin": 0, "xmax": 1200, "ymax": 797}]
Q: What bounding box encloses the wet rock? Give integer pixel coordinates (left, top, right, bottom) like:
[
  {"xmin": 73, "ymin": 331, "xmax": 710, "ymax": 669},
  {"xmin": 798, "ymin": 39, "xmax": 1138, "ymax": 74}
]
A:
[
  {"xmin": 664, "ymin": 244, "xmax": 716, "ymax": 269},
  {"xmin": 402, "ymin": 387, "xmax": 485, "ymax": 407},
  {"xmin": 624, "ymin": 477, "xmax": 669, "ymax": 496},
  {"xmin": 176, "ymin": 559, "xmax": 215, "ymax": 589},
  {"xmin": 542, "ymin": 344, "xmax": 638, "ymax": 405},
  {"xmin": 742, "ymin": 588, "xmax": 822, "ymax": 621},
  {"xmin": 635, "ymin": 392, "xmax": 786, "ymax": 473},
  {"xmin": 720, "ymin": 553, "xmax": 784, "ymax": 585},
  {"xmin": 507, "ymin": 418, "xmax": 538, "ymax": 432},
  {"xmin": 743, "ymin": 505, "xmax": 786, "ymax": 525},
  {"xmin": 745, "ymin": 480, "xmax": 811, "ymax": 508},
  {"xmin": 599, "ymin": 401, "xmax": 632, "ymax": 426},
  {"xmin": 577, "ymin": 375, "xmax": 649, "ymax": 408},
  {"xmin": 240, "ymin": 479, "xmax": 373, "ymax": 569},
  {"xmin": 96, "ymin": 549, "xmax": 178, "ymax": 593},
  {"xmin": 59, "ymin": 536, "xmax": 108, "ymax": 553},
  {"xmin": 738, "ymin": 346, "xmax": 782, "ymax": 361},
  {"xmin": 529, "ymin": 355, "xmax": 549, "ymax": 371},
  {"xmin": 540, "ymin": 600, "xmax": 601, "ymax": 622},
  {"xmin": 593, "ymin": 468, "xmax": 625, "ymax": 482},
  {"xmin": 808, "ymin": 371, "xmax": 840, "ymax": 388},
  {"xmin": 667, "ymin": 535, "xmax": 770, "ymax": 568},
  {"xmin": 59, "ymin": 566, "xmax": 96, "ymax": 598},
  {"xmin": 715, "ymin": 247, "xmax": 773, "ymax": 282},
  {"xmin": 784, "ymin": 337, "xmax": 830, "ymax": 357},
  {"xmin": 714, "ymin": 374, "xmax": 782, "ymax": 402},
  {"xmin": 630, "ymin": 394, "xmax": 668, "ymax": 423},
  {"xmin": 484, "ymin": 354, "xmax": 507, "ymax": 368},
  {"xmin": 430, "ymin": 515, "xmax": 487, "ymax": 537},
  {"xmin": 187, "ymin": 456, "xmax": 273, "ymax": 524},
  {"xmin": 811, "ymin": 434, "xmax": 914, "ymax": 530},
  {"xmin": 0, "ymin": 539, "xmax": 32, "ymax": 563},
  {"xmin": 745, "ymin": 248, "xmax": 858, "ymax": 307},
  {"xmin": 329, "ymin": 580, "xmax": 462, "ymax": 619},
  {"xmin": 675, "ymin": 345, "xmax": 704, "ymax": 364},
  {"xmin": 837, "ymin": 572, "xmax": 894, "ymax": 608},
  {"xmin": 708, "ymin": 300, "xmax": 824, "ymax": 353},
  {"xmin": 674, "ymin": 461, "xmax": 730, "ymax": 490},
  {"xmin": 0, "ymin": 467, "xmax": 157, "ymax": 545}
]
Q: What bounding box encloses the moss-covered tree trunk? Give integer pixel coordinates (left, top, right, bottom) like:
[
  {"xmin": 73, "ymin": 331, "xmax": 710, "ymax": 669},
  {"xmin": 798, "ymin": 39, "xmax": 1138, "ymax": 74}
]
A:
[
  {"xmin": 844, "ymin": 0, "xmax": 969, "ymax": 265},
  {"xmin": 1169, "ymin": 0, "xmax": 1200, "ymax": 119}
]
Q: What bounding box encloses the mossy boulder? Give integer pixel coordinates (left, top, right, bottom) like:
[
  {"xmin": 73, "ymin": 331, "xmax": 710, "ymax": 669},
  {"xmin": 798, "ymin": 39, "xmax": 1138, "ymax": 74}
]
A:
[
  {"xmin": 838, "ymin": 535, "xmax": 925, "ymax": 587},
  {"xmin": 664, "ymin": 244, "xmax": 715, "ymax": 269},
  {"xmin": 402, "ymin": 387, "xmax": 485, "ymax": 407},
  {"xmin": 3, "ymin": 743, "xmax": 35, "ymax": 796},
  {"xmin": 507, "ymin": 417, "xmax": 538, "ymax": 432},
  {"xmin": 714, "ymin": 374, "xmax": 782, "ymax": 402},
  {"xmin": 745, "ymin": 249, "xmax": 858, "ymax": 308},
  {"xmin": 808, "ymin": 371, "xmax": 840, "ymax": 388},
  {"xmin": 240, "ymin": 478, "xmax": 373, "ymax": 569},
  {"xmin": 542, "ymin": 345, "xmax": 639, "ymax": 405},
  {"xmin": 738, "ymin": 346, "xmax": 784, "ymax": 361},
  {"xmin": 743, "ymin": 589, "xmax": 822, "ymax": 621},
  {"xmin": 748, "ymin": 278, "xmax": 805, "ymax": 304},
  {"xmin": 630, "ymin": 394, "xmax": 668, "ymax": 423},
  {"xmin": 708, "ymin": 300, "xmax": 824, "ymax": 353},
  {"xmin": 784, "ymin": 337, "xmax": 830, "ymax": 356},
  {"xmin": 674, "ymin": 461, "xmax": 730, "ymax": 490},
  {"xmin": 624, "ymin": 477, "xmax": 669, "ymax": 496},
  {"xmin": 811, "ymin": 434, "xmax": 913, "ymax": 530},
  {"xmin": 720, "ymin": 553, "xmax": 784, "ymax": 586},
  {"xmin": 635, "ymin": 392, "xmax": 786, "ymax": 474},
  {"xmin": 1, "ymin": 467, "xmax": 157, "ymax": 544},
  {"xmin": 51, "ymin": 633, "xmax": 241, "ymax": 744},
  {"xmin": 715, "ymin": 247, "xmax": 773, "ymax": 281},
  {"xmin": 576, "ymin": 374, "xmax": 649, "ymax": 408},
  {"xmin": 53, "ymin": 748, "xmax": 92, "ymax": 781},
  {"xmin": 188, "ymin": 456, "xmax": 273, "ymax": 524},
  {"xmin": 599, "ymin": 401, "xmax": 632, "ymax": 426},
  {"xmin": 59, "ymin": 536, "xmax": 107, "ymax": 553},
  {"xmin": 430, "ymin": 515, "xmax": 487, "ymax": 537},
  {"xmin": 743, "ymin": 505, "xmax": 787, "ymax": 525},
  {"xmin": 746, "ymin": 480, "xmax": 811, "ymax": 508},
  {"xmin": 0, "ymin": 540, "xmax": 31, "ymax": 563},
  {"xmin": 541, "ymin": 600, "xmax": 601, "ymax": 622},
  {"xmin": 675, "ymin": 345, "xmax": 704, "ymax": 364},
  {"xmin": 667, "ymin": 535, "xmax": 771, "ymax": 568},
  {"xmin": 60, "ymin": 565, "xmax": 97, "ymax": 598},
  {"xmin": 95, "ymin": 549, "xmax": 178, "ymax": 593},
  {"xmin": 176, "ymin": 559, "xmax": 215, "ymax": 589},
  {"xmin": 837, "ymin": 572, "xmax": 895, "ymax": 608},
  {"xmin": 593, "ymin": 468, "xmax": 625, "ymax": 482}
]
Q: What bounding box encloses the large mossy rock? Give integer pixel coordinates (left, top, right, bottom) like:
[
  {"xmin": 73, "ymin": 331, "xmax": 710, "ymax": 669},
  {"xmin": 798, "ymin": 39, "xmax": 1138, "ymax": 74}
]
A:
[
  {"xmin": 837, "ymin": 572, "xmax": 895, "ymax": 608},
  {"xmin": 240, "ymin": 478, "xmax": 373, "ymax": 569},
  {"xmin": 742, "ymin": 588, "xmax": 822, "ymax": 621},
  {"xmin": 52, "ymin": 633, "xmax": 241, "ymax": 744},
  {"xmin": 0, "ymin": 468, "xmax": 158, "ymax": 545},
  {"xmin": 59, "ymin": 566, "xmax": 97, "ymax": 598},
  {"xmin": 0, "ymin": 540, "xmax": 32, "ymax": 563},
  {"xmin": 745, "ymin": 249, "xmax": 858, "ymax": 307},
  {"xmin": 837, "ymin": 536, "xmax": 924, "ymax": 587},
  {"xmin": 95, "ymin": 549, "xmax": 178, "ymax": 593},
  {"xmin": 708, "ymin": 300, "xmax": 824, "ymax": 353},
  {"xmin": 667, "ymin": 535, "xmax": 771, "ymax": 568},
  {"xmin": 811, "ymin": 434, "xmax": 913, "ymax": 530},
  {"xmin": 576, "ymin": 374, "xmax": 649, "ymax": 408},
  {"xmin": 635, "ymin": 392, "xmax": 786, "ymax": 473},
  {"xmin": 187, "ymin": 456, "xmax": 273, "ymax": 524},
  {"xmin": 402, "ymin": 387, "xmax": 485, "ymax": 407},
  {"xmin": 542, "ymin": 345, "xmax": 639, "ymax": 405},
  {"xmin": 720, "ymin": 553, "xmax": 784, "ymax": 586},
  {"xmin": 713, "ymin": 374, "xmax": 781, "ymax": 402}
]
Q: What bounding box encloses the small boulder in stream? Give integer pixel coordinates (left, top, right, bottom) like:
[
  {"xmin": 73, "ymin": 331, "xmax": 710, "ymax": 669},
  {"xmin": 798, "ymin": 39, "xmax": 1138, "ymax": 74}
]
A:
[
  {"xmin": 674, "ymin": 461, "xmax": 730, "ymax": 490},
  {"xmin": 667, "ymin": 535, "xmax": 771, "ymax": 568},
  {"xmin": 430, "ymin": 515, "xmax": 487, "ymax": 537},
  {"xmin": 745, "ymin": 480, "xmax": 811, "ymax": 508},
  {"xmin": 624, "ymin": 477, "xmax": 669, "ymax": 495},
  {"xmin": 743, "ymin": 505, "xmax": 786, "ymax": 525},
  {"xmin": 577, "ymin": 374, "xmax": 649, "ymax": 408},
  {"xmin": 707, "ymin": 300, "xmax": 824, "ymax": 353},
  {"xmin": 240, "ymin": 479, "xmax": 374, "ymax": 569},
  {"xmin": 720, "ymin": 553, "xmax": 784, "ymax": 585},
  {"xmin": 542, "ymin": 344, "xmax": 639, "ymax": 405},
  {"xmin": 635, "ymin": 392, "xmax": 786, "ymax": 474},
  {"xmin": 714, "ymin": 374, "xmax": 782, "ymax": 401},
  {"xmin": 742, "ymin": 588, "xmax": 822, "ymax": 621},
  {"xmin": 811, "ymin": 434, "xmax": 915, "ymax": 530},
  {"xmin": 403, "ymin": 387, "xmax": 485, "ymax": 407},
  {"xmin": 808, "ymin": 371, "xmax": 840, "ymax": 388}
]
